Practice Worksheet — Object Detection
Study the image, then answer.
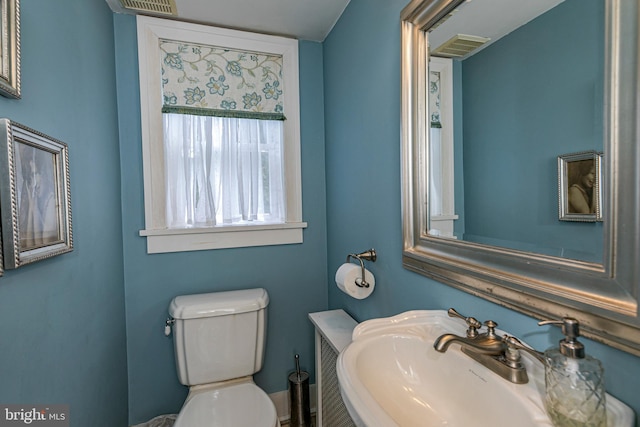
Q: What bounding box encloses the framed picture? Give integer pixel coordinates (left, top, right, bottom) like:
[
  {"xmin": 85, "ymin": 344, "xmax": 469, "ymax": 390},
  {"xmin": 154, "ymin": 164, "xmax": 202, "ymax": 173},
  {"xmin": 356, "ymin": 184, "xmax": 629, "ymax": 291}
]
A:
[
  {"xmin": 0, "ymin": 119, "xmax": 72, "ymax": 268},
  {"xmin": 0, "ymin": 0, "xmax": 20, "ymax": 98},
  {"xmin": 558, "ymin": 150, "xmax": 602, "ymax": 222}
]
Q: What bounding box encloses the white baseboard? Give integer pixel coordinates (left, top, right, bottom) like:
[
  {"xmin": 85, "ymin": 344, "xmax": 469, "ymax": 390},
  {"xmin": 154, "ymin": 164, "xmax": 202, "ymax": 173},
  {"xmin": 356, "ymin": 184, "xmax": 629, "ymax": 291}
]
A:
[{"xmin": 269, "ymin": 384, "xmax": 317, "ymax": 422}]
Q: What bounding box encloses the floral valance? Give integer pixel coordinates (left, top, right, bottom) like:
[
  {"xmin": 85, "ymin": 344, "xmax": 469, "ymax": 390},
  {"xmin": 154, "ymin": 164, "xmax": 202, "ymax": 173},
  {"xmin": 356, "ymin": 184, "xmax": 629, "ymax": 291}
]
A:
[
  {"xmin": 160, "ymin": 39, "xmax": 285, "ymax": 120},
  {"xmin": 429, "ymin": 70, "xmax": 442, "ymax": 128}
]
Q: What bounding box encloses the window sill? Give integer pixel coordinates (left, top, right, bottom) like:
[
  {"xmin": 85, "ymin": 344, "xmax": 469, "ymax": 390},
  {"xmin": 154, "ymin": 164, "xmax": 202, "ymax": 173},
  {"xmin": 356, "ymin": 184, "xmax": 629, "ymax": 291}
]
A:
[
  {"xmin": 429, "ymin": 214, "xmax": 459, "ymax": 239},
  {"xmin": 139, "ymin": 222, "xmax": 308, "ymax": 253}
]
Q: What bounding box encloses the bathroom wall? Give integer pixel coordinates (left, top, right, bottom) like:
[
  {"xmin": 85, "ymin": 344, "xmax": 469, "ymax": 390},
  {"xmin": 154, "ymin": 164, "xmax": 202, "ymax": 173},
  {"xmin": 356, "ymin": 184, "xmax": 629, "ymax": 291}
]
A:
[
  {"xmin": 0, "ymin": 1, "xmax": 128, "ymax": 426},
  {"xmin": 324, "ymin": 0, "xmax": 640, "ymax": 420},
  {"xmin": 461, "ymin": 0, "xmax": 604, "ymax": 262},
  {"xmin": 112, "ymin": 15, "xmax": 329, "ymax": 425}
]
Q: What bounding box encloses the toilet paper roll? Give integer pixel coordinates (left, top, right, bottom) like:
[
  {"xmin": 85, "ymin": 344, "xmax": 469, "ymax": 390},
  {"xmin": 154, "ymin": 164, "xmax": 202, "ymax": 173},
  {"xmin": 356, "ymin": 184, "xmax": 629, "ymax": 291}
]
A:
[{"xmin": 335, "ymin": 263, "xmax": 375, "ymax": 299}]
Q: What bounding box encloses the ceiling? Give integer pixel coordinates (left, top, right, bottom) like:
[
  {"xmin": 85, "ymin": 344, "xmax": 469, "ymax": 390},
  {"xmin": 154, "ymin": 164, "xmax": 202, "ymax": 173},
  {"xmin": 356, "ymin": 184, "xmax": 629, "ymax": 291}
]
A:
[
  {"xmin": 430, "ymin": 0, "xmax": 565, "ymax": 58},
  {"xmin": 105, "ymin": 0, "xmax": 566, "ymax": 53},
  {"xmin": 105, "ymin": 0, "xmax": 351, "ymax": 42}
]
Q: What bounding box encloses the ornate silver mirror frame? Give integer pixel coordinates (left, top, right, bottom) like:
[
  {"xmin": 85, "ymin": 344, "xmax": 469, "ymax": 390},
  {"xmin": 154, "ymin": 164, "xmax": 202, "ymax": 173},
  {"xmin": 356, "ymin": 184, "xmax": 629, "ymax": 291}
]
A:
[
  {"xmin": 0, "ymin": 0, "xmax": 20, "ymax": 99},
  {"xmin": 400, "ymin": 0, "xmax": 640, "ymax": 355}
]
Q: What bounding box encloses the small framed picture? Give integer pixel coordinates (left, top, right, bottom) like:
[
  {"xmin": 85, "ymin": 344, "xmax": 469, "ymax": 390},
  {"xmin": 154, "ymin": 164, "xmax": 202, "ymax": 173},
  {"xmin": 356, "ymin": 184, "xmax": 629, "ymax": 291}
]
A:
[
  {"xmin": 0, "ymin": 0, "xmax": 20, "ymax": 98},
  {"xmin": 558, "ymin": 150, "xmax": 602, "ymax": 222},
  {"xmin": 0, "ymin": 119, "xmax": 72, "ymax": 268}
]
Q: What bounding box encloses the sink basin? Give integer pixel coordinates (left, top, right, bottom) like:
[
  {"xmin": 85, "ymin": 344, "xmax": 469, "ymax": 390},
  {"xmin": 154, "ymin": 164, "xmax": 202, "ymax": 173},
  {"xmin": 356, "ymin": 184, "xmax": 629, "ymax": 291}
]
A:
[{"xmin": 337, "ymin": 310, "xmax": 634, "ymax": 427}]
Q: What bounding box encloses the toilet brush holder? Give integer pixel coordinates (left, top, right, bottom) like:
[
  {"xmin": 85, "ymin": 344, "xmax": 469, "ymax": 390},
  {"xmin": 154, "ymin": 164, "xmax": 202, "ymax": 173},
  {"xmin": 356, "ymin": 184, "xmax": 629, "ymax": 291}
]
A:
[{"xmin": 289, "ymin": 354, "xmax": 311, "ymax": 427}]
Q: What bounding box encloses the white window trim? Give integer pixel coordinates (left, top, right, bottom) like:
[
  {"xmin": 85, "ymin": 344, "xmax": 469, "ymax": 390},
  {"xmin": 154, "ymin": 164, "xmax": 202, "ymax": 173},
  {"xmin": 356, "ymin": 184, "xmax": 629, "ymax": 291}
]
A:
[
  {"xmin": 136, "ymin": 16, "xmax": 306, "ymax": 253},
  {"xmin": 428, "ymin": 57, "xmax": 458, "ymax": 237}
]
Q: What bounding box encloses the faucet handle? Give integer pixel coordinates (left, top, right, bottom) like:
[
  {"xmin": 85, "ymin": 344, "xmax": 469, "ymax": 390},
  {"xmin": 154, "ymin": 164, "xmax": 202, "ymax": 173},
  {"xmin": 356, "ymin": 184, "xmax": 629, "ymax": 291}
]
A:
[
  {"xmin": 484, "ymin": 319, "xmax": 499, "ymax": 337},
  {"xmin": 503, "ymin": 335, "xmax": 546, "ymax": 364},
  {"xmin": 447, "ymin": 308, "xmax": 482, "ymax": 338}
]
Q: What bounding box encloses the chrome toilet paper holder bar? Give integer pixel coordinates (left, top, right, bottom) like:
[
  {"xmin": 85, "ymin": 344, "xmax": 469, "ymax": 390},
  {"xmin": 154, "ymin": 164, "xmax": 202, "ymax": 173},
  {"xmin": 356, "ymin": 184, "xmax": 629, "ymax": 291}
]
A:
[{"xmin": 346, "ymin": 249, "xmax": 377, "ymax": 288}]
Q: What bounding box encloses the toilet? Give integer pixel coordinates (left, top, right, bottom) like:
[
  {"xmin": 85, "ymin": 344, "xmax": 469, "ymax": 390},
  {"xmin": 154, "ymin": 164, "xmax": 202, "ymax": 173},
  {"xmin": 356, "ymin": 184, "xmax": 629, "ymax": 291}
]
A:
[{"xmin": 168, "ymin": 288, "xmax": 280, "ymax": 427}]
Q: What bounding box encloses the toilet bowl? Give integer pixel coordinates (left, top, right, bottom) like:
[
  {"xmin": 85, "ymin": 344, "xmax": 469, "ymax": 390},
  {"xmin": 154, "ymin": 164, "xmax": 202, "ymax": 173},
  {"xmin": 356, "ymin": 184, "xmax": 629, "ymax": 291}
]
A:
[
  {"xmin": 168, "ymin": 288, "xmax": 280, "ymax": 427},
  {"xmin": 173, "ymin": 378, "xmax": 279, "ymax": 427}
]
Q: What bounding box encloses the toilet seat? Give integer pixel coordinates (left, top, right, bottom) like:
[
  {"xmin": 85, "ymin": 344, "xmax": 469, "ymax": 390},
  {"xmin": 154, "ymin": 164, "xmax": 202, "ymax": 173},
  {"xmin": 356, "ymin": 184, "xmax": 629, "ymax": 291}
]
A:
[{"xmin": 173, "ymin": 381, "xmax": 278, "ymax": 427}]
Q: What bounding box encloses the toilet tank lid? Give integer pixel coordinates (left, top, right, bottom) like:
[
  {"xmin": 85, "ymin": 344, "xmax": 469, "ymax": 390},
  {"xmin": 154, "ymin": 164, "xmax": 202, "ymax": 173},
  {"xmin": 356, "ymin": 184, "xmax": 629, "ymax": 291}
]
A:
[{"xmin": 169, "ymin": 288, "xmax": 269, "ymax": 320}]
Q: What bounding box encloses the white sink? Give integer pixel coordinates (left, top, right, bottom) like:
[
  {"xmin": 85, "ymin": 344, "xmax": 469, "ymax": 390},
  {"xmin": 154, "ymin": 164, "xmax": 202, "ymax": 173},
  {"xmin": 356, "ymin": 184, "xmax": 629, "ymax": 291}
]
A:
[{"xmin": 337, "ymin": 310, "xmax": 634, "ymax": 427}]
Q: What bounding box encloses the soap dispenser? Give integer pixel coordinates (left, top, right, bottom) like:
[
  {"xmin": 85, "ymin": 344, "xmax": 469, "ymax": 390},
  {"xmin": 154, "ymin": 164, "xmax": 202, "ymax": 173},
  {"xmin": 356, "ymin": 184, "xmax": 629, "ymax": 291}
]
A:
[{"xmin": 540, "ymin": 317, "xmax": 606, "ymax": 427}]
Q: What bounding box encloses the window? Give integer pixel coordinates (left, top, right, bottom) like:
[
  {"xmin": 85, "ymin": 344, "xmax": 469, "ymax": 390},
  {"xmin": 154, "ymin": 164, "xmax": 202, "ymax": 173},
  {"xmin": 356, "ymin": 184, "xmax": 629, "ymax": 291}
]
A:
[
  {"xmin": 137, "ymin": 16, "xmax": 306, "ymax": 253},
  {"xmin": 428, "ymin": 57, "xmax": 458, "ymax": 237}
]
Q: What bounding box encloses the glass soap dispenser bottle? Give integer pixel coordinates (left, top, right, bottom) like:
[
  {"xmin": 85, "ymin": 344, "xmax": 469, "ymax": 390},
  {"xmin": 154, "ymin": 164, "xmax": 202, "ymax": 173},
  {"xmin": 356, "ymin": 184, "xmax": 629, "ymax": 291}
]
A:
[{"xmin": 541, "ymin": 317, "xmax": 606, "ymax": 427}]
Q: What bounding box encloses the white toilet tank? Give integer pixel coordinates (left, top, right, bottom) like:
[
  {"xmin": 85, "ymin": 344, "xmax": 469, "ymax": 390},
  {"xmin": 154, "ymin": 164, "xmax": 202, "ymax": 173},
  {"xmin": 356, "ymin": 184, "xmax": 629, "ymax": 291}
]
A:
[{"xmin": 169, "ymin": 288, "xmax": 269, "ymax": 386}]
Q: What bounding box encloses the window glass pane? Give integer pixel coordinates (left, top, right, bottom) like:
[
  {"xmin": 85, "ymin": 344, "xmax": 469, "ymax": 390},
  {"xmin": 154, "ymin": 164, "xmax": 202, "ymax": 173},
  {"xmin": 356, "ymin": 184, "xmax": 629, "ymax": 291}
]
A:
[{"xmin": 163, "ymin": 114, "xmax": 284, "ymax": 228}]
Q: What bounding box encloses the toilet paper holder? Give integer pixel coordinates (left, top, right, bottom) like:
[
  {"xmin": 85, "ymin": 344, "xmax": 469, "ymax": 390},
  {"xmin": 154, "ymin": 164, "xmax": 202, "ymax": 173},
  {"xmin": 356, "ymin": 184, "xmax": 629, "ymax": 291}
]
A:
[{"xmin": 346, "ymin": 249, "xmax": 377, "ymax": 288}]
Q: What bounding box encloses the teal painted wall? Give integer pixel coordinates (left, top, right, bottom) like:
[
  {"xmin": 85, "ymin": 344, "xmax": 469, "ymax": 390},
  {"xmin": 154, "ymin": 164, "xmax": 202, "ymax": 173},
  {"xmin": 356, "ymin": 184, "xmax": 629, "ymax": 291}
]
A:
[
  {"xmin": 461, "ymin": 0, "xmax": 604, "ymax": 262},
  {"xmin": 324, "ymin": 0, "xmax": 640, "ymax": 420},
  {"xmin": 113, "ymin": 15, "xmax": 328, "ymax": 424},
  {"xmin": 0, "ymin": 1, "xmax": 128, "ymax": 426}
]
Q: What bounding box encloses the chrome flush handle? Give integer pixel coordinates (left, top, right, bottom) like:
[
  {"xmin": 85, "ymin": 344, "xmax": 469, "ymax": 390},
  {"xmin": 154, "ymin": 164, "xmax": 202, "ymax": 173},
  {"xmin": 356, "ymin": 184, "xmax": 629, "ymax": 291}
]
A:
[{"xmin": 164, "ymin": 317, "xmax": 175, "ymax": 337}]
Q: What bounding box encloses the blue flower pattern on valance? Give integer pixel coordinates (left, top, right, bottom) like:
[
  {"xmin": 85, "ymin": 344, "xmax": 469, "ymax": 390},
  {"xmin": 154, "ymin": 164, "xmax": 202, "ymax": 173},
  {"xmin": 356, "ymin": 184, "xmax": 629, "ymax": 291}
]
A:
[{"xmin": 160, "ymin": 39, "xmax": 285, "ymax": 120}]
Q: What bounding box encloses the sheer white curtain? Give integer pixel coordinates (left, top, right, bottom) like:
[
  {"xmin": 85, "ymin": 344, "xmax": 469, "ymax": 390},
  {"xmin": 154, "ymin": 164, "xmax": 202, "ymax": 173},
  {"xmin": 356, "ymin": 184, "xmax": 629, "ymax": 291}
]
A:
[
  {"xmin": 429, "ymin": 127, "xmax": 443, "ymax": 217},
  {"xmin": 163, "ymin": 114, "xmax": 285, "ymax": 228}
]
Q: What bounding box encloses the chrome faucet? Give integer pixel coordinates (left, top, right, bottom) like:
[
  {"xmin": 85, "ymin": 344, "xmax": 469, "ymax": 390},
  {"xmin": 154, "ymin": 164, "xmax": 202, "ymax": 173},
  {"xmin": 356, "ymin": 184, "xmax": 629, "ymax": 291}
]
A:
[
  {"xmin": 433, "ymin": 309, "xmax": 504, "ymax": 355},
  {"xmin": 434, "ymin": 308, "xmax": 544, "ymax": 384}
]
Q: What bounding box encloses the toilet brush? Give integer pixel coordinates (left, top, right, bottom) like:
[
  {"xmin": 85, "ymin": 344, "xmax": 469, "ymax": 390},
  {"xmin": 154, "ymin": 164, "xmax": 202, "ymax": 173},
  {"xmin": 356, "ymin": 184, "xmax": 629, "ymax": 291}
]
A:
[{"xmin": 289, "ymin": 354, "xmax": 311, "ymax": 426}]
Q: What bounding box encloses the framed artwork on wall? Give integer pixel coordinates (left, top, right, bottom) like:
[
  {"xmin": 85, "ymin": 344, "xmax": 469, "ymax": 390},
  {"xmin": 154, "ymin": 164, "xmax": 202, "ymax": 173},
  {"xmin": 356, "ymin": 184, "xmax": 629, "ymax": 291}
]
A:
[
  {"xmin": 0, "ymin": 119, "xmax": 72, "ymax": 268},
  {"xmin": 0, "ymin": 0, "xmax": 20, "ymax": 98},
  {"xmin": 558, "ymin": 150, "xmax": 603, "ymax": 222}
]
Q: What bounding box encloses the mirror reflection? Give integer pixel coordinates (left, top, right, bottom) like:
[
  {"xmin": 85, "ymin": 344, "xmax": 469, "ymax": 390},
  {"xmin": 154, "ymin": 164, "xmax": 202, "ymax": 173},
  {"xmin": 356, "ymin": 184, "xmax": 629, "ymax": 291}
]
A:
[{"xmin": 427, "ymin": 0, "xmax": 604, "ymax": 263}]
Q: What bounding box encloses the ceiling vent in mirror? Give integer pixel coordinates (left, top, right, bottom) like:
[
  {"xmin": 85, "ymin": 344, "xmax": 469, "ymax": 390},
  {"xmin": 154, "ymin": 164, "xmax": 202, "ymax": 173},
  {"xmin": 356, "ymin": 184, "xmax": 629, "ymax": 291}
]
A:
[
  {"xmin": 119, "ymin": 0, "xmax": 177, "ymax": 15},
  {"xmin": 432, "ymin": 34, "xmax": 490, "ymax": 58}
]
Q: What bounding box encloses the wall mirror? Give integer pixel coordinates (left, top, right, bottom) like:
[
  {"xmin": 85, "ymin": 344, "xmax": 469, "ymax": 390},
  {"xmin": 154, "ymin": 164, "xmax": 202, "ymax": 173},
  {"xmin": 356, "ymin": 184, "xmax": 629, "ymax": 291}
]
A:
[{"xmin": 400, "ymin": 0, "xmax": 640, "ymax": 355}]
